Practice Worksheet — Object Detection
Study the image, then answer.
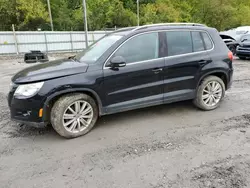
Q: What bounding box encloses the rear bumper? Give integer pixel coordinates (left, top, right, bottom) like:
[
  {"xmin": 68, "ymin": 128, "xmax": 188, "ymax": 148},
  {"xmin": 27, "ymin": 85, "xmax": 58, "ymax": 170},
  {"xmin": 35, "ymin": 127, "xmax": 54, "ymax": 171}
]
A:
[{"xmin": 227, "ymin": 68, "xmax": 233, "ymax": 90}]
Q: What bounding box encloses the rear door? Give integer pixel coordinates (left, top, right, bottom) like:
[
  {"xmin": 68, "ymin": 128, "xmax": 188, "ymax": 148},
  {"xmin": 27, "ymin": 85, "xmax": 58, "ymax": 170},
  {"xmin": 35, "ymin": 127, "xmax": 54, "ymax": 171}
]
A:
[
  {"xmin": 103, "ymin": 32, "xmax": 165, "ymax": 114},
  {"xmin": 163, "ymin": 30, "xmax": 212, "ymax": 102}
]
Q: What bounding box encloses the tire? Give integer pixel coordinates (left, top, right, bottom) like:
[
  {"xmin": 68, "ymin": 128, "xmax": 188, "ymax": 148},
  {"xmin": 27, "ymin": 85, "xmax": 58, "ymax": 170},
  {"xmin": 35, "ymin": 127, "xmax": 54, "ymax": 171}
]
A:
[
  {"xmin": 239, "ymin": 56, "xmax": 247, "ymax": 60},
  {"xmin": 193, "ymin": 76, "xmax": 225, "ymax": 111},
  {"xmin": 228, "ymin": 45, "xmax": 236, "ymax": 55},
  {"xmin": 51, "ymin": 93, "xmax": 98, "ymax": 138}
]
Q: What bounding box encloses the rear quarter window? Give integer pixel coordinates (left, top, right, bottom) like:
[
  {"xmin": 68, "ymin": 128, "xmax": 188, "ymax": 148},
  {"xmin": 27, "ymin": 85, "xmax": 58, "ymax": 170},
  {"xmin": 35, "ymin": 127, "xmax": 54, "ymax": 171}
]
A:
[
  {"xmin": 192, "ymin": 31, "xmax": 205, "ymax": 52},
  {"xmin": 201, "ymin": 32, "xmax": 213, "ymax": 50}
]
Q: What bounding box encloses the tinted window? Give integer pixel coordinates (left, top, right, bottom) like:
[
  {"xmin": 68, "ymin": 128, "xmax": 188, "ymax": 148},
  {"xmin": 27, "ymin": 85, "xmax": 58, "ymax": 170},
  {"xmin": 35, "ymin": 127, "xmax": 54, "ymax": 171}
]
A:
[
  {"xmin": 201, "ymin": 32, "xmax": 213, "ymax": 50},
  {"xmin": 166, "ymin": 31, "xmax": 192, "ymax": 56},
  {"xmin": 192, "ymin": 31, "xmax": 205, "ymax": 52},
  {"xmin": 114, "ymin": 33, "xmax": 159, "ymax": 64}
]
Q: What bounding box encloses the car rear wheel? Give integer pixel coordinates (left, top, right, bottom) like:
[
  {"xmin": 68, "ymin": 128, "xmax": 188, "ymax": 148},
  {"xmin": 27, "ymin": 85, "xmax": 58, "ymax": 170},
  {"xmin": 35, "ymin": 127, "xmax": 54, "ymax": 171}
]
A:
[
  {"xmin": 51, "ymin": 93, "xmax": 98, "ymax": 138},
  {"xmin": 194, "ymin": 76, "xmax": 225, "ymax": 111}
]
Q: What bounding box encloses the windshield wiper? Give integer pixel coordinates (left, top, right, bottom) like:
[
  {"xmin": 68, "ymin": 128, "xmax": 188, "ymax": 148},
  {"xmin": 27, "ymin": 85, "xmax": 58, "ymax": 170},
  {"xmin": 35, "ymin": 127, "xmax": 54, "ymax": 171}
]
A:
[{"xmin": 241, "ymin": 39, "xmax": 248, "ymax": 42}]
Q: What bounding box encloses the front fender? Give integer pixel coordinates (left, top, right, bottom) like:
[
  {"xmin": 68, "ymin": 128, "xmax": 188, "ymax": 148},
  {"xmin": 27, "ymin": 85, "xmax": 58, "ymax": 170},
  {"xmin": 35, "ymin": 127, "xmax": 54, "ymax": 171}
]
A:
[{"xmin": 42, "ymin": 88, "xmax": 104, "ymax": 122}]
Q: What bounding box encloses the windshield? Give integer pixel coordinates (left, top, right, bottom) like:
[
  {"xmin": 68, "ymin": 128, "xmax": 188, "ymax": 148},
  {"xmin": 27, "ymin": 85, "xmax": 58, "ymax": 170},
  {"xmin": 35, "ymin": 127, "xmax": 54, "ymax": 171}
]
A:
[
  {"xmin": 75, "ymin": 35, "xmax": 122, "ymax": 63},
  {"xmin": 241, "ymin": 35, "xmax": 250, "ymax": 42}
]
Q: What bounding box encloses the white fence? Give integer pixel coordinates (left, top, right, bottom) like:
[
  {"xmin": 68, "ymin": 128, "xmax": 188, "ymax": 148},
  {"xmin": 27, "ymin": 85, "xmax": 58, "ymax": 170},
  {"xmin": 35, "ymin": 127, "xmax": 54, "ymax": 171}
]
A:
[{"xmin": 0, "ymin": 31, "xmax": 110, "ymax": 55}]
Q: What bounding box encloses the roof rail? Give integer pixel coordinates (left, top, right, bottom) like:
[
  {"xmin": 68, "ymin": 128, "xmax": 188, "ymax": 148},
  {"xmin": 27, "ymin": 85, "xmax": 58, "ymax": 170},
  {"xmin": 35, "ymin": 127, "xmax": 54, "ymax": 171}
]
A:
[
  {"xmin": 132, "ymin": 23, "xmax": 206, "ymax": 32},
  {"xmin": 114, "ymin": 27, "xmax": 137, "ymax": 32}
]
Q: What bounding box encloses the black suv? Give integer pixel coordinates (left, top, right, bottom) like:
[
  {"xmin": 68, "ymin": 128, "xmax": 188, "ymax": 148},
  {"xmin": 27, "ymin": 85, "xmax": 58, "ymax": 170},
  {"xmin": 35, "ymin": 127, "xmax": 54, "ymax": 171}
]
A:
[{"xmin": 8, "ymin": 23, "xmax": 233, "ymax": 138}]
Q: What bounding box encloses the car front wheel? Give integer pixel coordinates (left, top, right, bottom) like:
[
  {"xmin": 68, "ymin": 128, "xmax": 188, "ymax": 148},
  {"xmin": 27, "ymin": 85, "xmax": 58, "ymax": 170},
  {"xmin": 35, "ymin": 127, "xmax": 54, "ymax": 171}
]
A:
[
  {"xmin": 228, "ymin": 45, "xmax": 236, "ymax": 55},
  {"xmin": 194, "ymin": 76, "xmax": 225, "ymax": 111},
  {"xmin": 51, "ymin": 93, "xmax": 98, "ymax": 138},
  {"xmin": 239, "ymin": 56, "xmax": 247, "ymax": 60}
]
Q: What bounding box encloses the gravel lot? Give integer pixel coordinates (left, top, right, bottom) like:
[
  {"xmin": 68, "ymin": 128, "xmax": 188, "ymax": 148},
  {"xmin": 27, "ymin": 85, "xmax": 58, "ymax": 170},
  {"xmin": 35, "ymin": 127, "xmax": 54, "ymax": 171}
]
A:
[{"xmin": 0, "ymin": 56, "xmax": 250, "ymax": 188}]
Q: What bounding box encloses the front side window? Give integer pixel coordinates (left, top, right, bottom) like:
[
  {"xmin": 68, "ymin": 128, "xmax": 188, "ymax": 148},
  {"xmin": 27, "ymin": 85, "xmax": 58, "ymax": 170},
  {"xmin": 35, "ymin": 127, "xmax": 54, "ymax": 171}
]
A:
[
  {"xmin": 166, "ymin": 31, "xmax": 192, "ymax": 56},
  {"xmin": 113, "ymin": 32, "xmax": 159, "ymax": 64}
]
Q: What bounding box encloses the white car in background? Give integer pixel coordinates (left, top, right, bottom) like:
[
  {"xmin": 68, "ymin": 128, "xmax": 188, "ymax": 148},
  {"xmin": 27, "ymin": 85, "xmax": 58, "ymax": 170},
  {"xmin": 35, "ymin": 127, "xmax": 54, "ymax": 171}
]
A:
[
  {"xmin": 235, "ymin": 26, "xmax": 250, "ymax": 40},
  {"xmin": 221, "ymin": 26, "xmax": 250, "ymax": 42}
]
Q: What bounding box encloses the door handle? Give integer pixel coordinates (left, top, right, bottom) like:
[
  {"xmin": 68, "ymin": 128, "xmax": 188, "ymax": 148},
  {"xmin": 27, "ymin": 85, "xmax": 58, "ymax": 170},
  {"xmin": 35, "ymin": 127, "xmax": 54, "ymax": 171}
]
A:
[{"xmin": 152, "ymin": 68, "xmax": 163, "ymax": 73}]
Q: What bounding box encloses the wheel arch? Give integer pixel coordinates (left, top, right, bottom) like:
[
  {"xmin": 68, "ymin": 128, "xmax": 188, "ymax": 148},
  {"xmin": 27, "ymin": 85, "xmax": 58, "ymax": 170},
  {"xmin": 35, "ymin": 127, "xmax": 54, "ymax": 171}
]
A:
[
  {"xmin": 197, "ymin": 70, "xmax": 229, "ymax": 90},
  {"xmin": 42, "ymin": 88, "xmax": 104, "ymax": 122}
]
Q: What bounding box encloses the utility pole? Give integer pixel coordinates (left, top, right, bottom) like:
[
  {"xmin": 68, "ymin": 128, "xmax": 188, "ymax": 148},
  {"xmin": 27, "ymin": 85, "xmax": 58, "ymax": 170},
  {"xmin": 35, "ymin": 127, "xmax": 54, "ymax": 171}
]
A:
[
  {"xmin": 47, "ymin": 0, "xmax": 54, "ymax": 31},
  {"xmin": 137, "ymin": 0, "xmax": 140, "ymax": 26},
  {"xmin": 12, "ymin": 24, "xmax": 19, "ymax": 55},
  {"xmin": 82, "ymin": 0, "xmax": 89, "ymax": 48}
]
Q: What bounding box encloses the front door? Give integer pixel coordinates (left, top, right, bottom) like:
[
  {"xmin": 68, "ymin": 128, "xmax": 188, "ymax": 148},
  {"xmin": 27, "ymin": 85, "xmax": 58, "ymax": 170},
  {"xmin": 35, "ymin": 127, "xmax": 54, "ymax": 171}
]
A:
[{"xmin": 103, "ymin": 32, "xmax": 165, "ymax": 114}]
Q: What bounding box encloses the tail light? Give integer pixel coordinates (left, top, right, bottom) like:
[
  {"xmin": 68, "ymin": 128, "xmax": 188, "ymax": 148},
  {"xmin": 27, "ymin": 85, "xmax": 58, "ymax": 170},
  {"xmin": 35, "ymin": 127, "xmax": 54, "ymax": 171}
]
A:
[{"xmin": 228, "ymin": 51, "xmax": 233, "ymax": 61}]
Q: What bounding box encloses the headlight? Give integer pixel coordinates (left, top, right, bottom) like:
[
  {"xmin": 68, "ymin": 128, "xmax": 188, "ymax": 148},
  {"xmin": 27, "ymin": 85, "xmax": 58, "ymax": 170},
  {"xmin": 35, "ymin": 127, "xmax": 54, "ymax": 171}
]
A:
[{"xmin": 14, "ymin": 82, "xmax": 44, "ymax": 98}]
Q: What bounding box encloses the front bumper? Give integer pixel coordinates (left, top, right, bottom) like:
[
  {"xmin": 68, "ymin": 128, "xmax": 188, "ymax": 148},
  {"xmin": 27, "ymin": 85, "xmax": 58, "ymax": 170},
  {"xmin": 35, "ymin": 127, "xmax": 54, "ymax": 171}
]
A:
[
  {"xmin": 8, "ymin": 92, "xmax": 48, "ymax": 128},
  {"xmin": 236, "ymin": 49, "xmax": 250, "ymax": 57},
  {"xmin": 12, "ymin": 120, "xmax": 47, "ymax": 128}
]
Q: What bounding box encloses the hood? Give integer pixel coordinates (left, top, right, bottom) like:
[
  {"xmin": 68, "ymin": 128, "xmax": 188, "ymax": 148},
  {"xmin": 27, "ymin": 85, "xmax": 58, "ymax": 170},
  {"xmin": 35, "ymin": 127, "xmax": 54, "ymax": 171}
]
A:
[
  {"xmin": 12, "ymin": 58, "xmax": 89, "ymax": 84},
  {"xmin": 241, "ymin": 41, "xmax": 250, "ymax": 47}
]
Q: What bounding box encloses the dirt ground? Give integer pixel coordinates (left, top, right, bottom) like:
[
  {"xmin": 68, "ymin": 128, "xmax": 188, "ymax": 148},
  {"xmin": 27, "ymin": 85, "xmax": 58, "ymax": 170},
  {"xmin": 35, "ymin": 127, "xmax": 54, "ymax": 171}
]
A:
[{"xmin": 0, "ymin": 56, "xmax": 250, "ymax": 188}]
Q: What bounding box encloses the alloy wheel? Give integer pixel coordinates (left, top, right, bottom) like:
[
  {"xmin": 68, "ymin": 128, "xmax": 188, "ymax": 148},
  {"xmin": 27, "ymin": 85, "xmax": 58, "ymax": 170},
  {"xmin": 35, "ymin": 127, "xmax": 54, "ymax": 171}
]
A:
[
  {"xmin": 62, "ymin": 100, "xmax": 93, "ymax": 133},
  {"xmin": 202, "ymin": 81, "xmax": 223, "ymax": 107}
]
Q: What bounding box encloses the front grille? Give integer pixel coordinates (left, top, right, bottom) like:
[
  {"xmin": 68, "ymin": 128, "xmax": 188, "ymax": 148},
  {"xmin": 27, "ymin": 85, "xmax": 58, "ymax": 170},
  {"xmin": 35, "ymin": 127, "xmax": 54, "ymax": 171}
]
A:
[{"xmin": 238, "ymin": 47, "xmax": 250, "ymax": 51}]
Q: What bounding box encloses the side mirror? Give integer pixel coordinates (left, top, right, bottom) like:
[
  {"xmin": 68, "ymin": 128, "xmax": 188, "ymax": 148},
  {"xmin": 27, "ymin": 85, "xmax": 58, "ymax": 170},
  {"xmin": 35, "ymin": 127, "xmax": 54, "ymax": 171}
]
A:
[{"xmin": 110, "ymin": 56, "xmax": 126, "ymax": 68}]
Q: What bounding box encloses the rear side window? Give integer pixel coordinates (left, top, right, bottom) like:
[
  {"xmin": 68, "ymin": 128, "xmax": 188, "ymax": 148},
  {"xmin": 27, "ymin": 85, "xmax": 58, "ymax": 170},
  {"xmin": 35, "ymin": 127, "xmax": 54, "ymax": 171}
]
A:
[
  {"xmin": 201, "ymin": 32, "xmax": 213, "ymax": 50},
  {"xmin": 192, "ymin": 31, "xmax": 205, "ymax": 52},
  {"xmin": 165, "ymin": 31, "xmax": 213, "ymax": 56},
  {"xmin": 166, "ymin": 31, "xmax": 192, "ymax": 56}
]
